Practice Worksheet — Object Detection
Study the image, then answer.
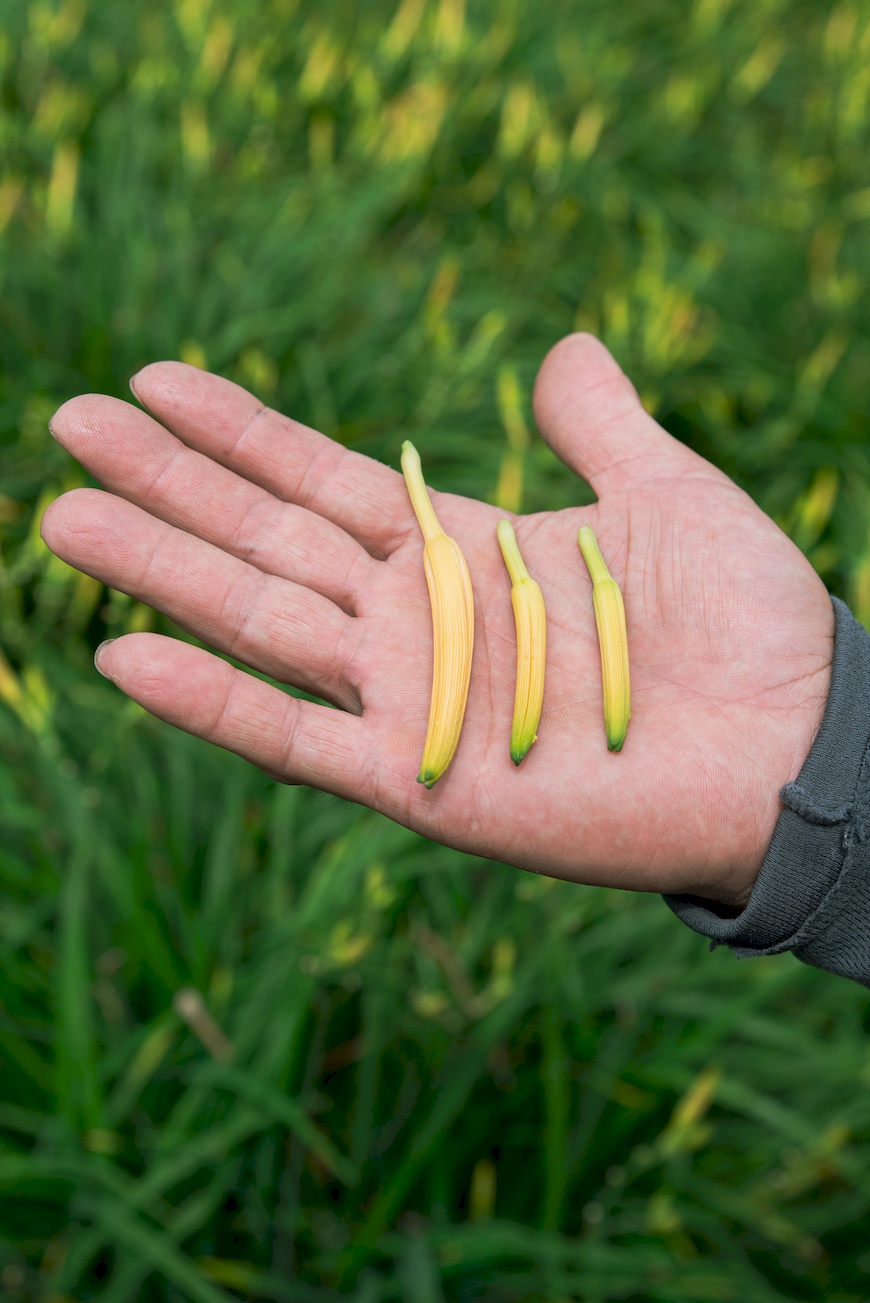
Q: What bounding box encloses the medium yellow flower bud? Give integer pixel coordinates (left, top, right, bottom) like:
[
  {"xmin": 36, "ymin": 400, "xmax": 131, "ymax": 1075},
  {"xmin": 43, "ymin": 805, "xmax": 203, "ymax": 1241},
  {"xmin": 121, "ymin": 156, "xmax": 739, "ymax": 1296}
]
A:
[
  {"xmin": 496, "ymin": 520, "xmax": 547, "ymax": 765},
  {"xmin": 577, "ymin": 525, "xmax": 630, "ymax": 751}
]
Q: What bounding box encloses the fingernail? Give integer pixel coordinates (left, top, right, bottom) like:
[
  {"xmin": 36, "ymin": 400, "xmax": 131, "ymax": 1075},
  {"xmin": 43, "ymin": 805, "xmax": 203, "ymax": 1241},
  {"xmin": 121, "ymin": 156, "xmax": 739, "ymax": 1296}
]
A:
[
  {"xmin": 94, "ymin": 639, "xmax": 117, "ymax": 679},
  {"xmin": 129, "ymin": 371, "xmax": 143, "ymax": 400},
  {"xmin": 48, "ymin": 417, "xmax": 59, "ymax": 440}
]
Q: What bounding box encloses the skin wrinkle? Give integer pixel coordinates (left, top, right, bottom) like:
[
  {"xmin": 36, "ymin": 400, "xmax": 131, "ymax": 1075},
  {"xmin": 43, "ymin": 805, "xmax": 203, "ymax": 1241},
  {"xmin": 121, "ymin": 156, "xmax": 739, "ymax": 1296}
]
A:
[
  {"xmin": 373, "ymin": 721, "xmax": 430, "ymax": 828},
  {"xmin": 350, "ymin": 474, "xmax": 409, "ymax": 557},
  {"xmin": 643, "ymin": 666, "xmax": 764, "ymax": 711},
  {"xmin": 741, "ymin": 661, "xmax": 831, "ymax": 711},
  {"xmin": 199, "ymin": 660, "xmax": 243, "ymax": 743},
  {"xmin": 226, "ymin": 402, "xmax": 270, "ymax": 461},
  {"xmin": 384, "ymin": 538, "xmax": 429, "ymax": 603},
  {"xmin": 141, "ymin": 439, "xmax": 188, "ymax": 505},
  {"xmin": 215, "ymin": 566, "xmax": 272, "ymax": 669},
  {"xmin": 292, "ymin": 437, "xmax": 347, "ymax": 519},
  {"xmin": 338, "ymin": 545, "xmax": 377, "ymax": 617},
  {"xmin": 359, "ymin": 730, "xmax": 393, "ymax": 822},
  {"xmin": 220, "ymin": 680, "xmax": 276, "ymax": 751},
  {"xmin": 274, "ymin": 699, "xmax": 310, "ymax": 782},
  {"xmin": 128, "ymin": 510, "xmax": 184, "ymax": 598},
  {"xmin": 334, "ymin": 617, "xmax": 369, "ymax": 716},
  {"xmin": 227, "ymin": 492, "xmax": 276, "ymax": 568},
  {"xmin": 470, "ymin": 596, "xmax": 501, "ymax": 792},
  {"xmin": 623, "ymin": 506, "xmax": 632, "ymax": 598},
  {"xmin": 222, "ymin": 672, "xmax": 296, "ymax": 771},
  {"xmin": 656, "ymin": 508, "xmax": 682, "ymax": 630},
  {"xmin": 385, "ymin": 513, "xmax": 420, "ymax": 558}
]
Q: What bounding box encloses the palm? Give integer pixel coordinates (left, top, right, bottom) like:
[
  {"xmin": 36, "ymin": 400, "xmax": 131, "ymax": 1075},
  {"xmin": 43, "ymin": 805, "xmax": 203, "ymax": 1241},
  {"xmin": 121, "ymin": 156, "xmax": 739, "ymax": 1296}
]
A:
[{"xmin": 43, "ymin": 335, "xmax": 833, "ymax": 906}]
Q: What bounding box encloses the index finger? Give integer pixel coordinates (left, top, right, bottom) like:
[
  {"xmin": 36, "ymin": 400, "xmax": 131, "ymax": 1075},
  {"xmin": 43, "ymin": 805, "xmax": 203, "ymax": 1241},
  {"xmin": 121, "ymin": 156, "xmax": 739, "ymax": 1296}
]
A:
[{"xmin": 129, "ymin": 362, "xmax": 412, "ymax": 558}]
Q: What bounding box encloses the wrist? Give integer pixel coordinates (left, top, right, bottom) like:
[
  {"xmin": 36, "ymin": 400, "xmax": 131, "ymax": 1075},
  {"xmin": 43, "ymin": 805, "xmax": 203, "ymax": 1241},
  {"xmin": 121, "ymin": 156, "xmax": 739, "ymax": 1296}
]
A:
[
  {"xmin": 690, "ymin": 598, "xmax": 837, "ymax": 913},
  {"xmin": 694, "ymin": 605, "xmax": 835, "ymax": 913}
]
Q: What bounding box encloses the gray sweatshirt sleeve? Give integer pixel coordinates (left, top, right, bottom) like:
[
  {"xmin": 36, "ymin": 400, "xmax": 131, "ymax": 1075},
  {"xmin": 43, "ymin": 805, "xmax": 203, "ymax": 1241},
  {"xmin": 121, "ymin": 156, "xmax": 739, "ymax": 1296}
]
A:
[{"xmin": 664, "ymin": 596, "xmax": 870, "ymax": 987}]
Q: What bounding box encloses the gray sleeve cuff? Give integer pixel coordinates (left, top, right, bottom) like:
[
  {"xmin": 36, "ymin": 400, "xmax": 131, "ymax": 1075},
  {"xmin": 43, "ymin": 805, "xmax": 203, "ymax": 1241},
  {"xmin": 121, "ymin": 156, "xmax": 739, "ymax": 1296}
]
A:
[{"xmin": 664, "ymin": 596, "xmax": 870, "ymax": 987}]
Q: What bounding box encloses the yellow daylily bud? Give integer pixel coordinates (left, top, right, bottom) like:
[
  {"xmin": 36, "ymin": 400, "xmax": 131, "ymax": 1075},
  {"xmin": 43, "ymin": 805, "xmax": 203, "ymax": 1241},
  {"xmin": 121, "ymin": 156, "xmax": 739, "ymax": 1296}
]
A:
[
  {"xmin": 401, "ymin": 441, "xmax": 475, "ymax": 787},
  {"xmin": 496, "ymin": 520, "xmax": 547, "ymax": 765},
  {"xmin": 577, "ymin": 525, "xmax": 630, "ymax": 751}
]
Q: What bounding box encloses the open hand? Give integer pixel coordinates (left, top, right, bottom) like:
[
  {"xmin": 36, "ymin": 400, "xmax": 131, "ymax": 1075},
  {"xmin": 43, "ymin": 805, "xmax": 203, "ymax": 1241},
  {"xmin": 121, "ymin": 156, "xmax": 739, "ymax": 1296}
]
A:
[{"xmin": 42, "ymin": 334, "xmax": 834, "ymax": 907}]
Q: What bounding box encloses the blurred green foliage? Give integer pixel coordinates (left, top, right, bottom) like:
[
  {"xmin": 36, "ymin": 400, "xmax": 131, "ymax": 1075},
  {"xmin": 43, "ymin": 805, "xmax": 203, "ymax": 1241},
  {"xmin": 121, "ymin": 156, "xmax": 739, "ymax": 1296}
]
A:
[{"xmin": 2, "ymin": 0, "xmax": 870, "ymax": 1298}]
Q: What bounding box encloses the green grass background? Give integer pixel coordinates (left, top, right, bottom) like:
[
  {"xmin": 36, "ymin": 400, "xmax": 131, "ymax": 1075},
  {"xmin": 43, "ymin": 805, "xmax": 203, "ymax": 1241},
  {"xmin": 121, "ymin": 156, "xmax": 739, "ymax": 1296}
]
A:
[{"xmin": 2, "ymin": 0, "xmax": 870, "ymax": 1298}]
